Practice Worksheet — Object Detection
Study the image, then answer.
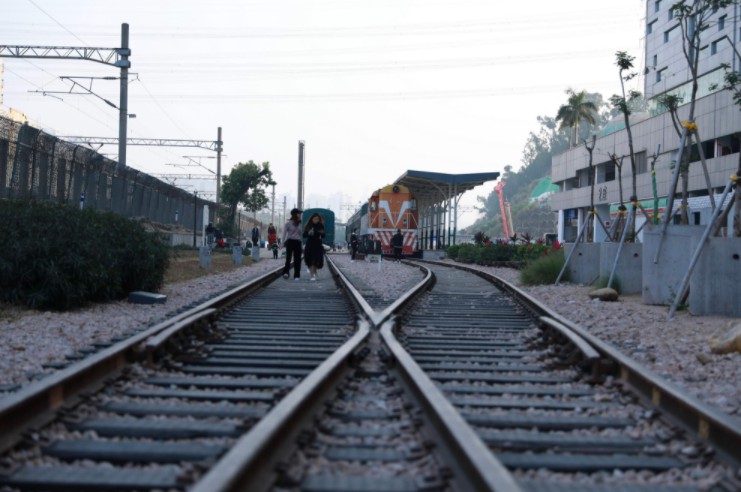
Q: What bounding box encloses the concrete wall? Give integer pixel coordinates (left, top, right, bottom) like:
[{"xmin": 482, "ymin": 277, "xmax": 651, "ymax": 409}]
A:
[
  {"xmin": 564, "ymin": 242, "xmax": 601, "ymax": 285},
  {"xmin": 689, "ymin": 237, "xmax": 741, "ymax": 317},
  {"xmin": 642, "ymin": 225, "xmax": 706, "ymax": 305},
  {"xmin": 599, "ymin": 242, "xmax": 643, "ymax": 295}
]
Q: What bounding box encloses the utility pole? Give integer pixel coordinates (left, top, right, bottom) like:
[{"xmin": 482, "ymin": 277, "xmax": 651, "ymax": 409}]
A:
[
  {"xmin": 0, "ymin": 23, "xmax": 132, "ymax": 164},
  {"xmin": 215, "ymin": 126, "xmax": 222, "ymax": 204},
  {"xmin": 271, "ymin": 184, "xmax": 276, "ymax": 225},
  {"xmin": 297, "ymin": 140, "xmax": 305, "ymax": 210},
  {"xmin": 118, "ymin": 23, "xmax": 129, "ymax": 167}
]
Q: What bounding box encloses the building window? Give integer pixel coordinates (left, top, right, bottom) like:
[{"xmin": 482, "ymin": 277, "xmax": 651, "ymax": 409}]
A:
[
  {"xmin": 711, "ymin": 39, "xmax": 719, "ymax": 55},
  {"xmin": 655, "ymin": 0, "xmax": 661, "ymax": 13},
  {"xmin": 653, "ymin": 54, "xmax": 658, "ymax": 67},
  {"xmin": 693, "ymin": 212, "xmax": 701, "ymax": 225},
  {"xmin": 604, "ymin": 162, "xmax": 616, "ymax": 182},
  {"xmin": 636, "ymin": 151, "xmax": 647, "ymax": 174},
  {"xmin": 656, "ymin": 67, "xmax": 667, "ymax": 82},
  {"xmin": 647, "ymin": 20, "xmax": 657, "ymax": 34},
  {"xmin": 719, "ymin": 15, "xmax": 726, "ymax": 30},
  {"xmin": 664, "ymin": 25, "xmax": 679, "ymax": 43},
  {"xmin": 668, "ymin": 9, "xmax": 674, "ymax": 20}
]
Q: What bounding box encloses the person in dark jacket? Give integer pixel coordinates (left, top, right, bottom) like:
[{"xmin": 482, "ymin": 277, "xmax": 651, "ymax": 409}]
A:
[
  {"xmin": 350, "ymin": 228, "xmax": 359, "ymax": 261},
  {"xmin": 303, "ymin": 213, "xmax": 325, "ymax": 281},
  {"xmin": 392, "ymin": 229, "xmax": 404, "ymax": 262}
]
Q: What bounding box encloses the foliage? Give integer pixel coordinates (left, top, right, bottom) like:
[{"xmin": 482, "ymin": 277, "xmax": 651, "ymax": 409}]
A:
[
  {"xmin": 0, "ymin": 199, "xmax": 169, "ymax": 311},
  {"xmin": 446, "ymin": 244, "xmax": 461, "ymax": 259},
  {"xmin": 456, "ymin": 243, "xmax": 479, "ymax": 263},
  {"xmin": 220, "ymin": 160, "xmax": 275, "ymax": 226},
  {"xmin": 473, "ymin": 231, "xmax": 490, "ymax": 245},
  {"xmin": 519, "ymin": 248, "xmax": 567, "ymax": 285},
  {"xmin": 477, "ymin": 241, "xmax": 517, "ymax": 265},
  {"xmin": 555, "ymin": 88, "xmax": 598, "ymax": 148}
]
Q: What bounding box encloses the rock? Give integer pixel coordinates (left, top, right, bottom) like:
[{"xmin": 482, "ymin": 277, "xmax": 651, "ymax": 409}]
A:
[
  {"xmin": 696, "ymin": 353, "xmax": 713, "ymax": 364},
  {"xmin": 588, "ymin": 287, "xmax": 619, "ymax": 302},
  {"xmin": 709, "ymin": 322, "xmax": 741, "ymax": 354}
]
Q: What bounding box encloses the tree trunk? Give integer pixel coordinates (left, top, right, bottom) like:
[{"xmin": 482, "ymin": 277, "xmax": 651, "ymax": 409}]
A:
[{"xmin": 735, "ymin": 145, "xmax": 741, "ymax": 236}]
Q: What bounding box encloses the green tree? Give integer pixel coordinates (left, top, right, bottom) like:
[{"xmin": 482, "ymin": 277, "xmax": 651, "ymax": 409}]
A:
[
  {"xmin": 555, "ymin": 88, "xmax": 598, "ymax": 148},
  {"xmin": 610, "ymin": 51, "xmax": 641, "ymax": 206},
  {"xmin": 220, "ymin": 160, "xmax": 274, "ymax": 229}
]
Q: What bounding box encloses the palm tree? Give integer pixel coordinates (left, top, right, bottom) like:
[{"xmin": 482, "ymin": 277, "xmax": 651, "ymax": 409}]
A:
[{"xmin": 555, "ymin": 89, "xmax": 598, "ymax": 147}]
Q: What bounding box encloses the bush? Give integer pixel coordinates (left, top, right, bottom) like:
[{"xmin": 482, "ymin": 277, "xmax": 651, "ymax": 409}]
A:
[
  {"xmin": 456, "ymin": 243, "xmax": 479, "ymax": 263},
  {"xmin": 0, "ymin": 199, "xmax": 169, "ymax": 310},
  {"xmin": 520, "ymin": 249, "xmax": 568, "ymax": 285},
  {"xmin": 446, "ymin": 244, "xmax": 461, "ymax": 259},
  {"xmin": 477, "ymin": 241, "xmax": 516, "ymax": 265}
]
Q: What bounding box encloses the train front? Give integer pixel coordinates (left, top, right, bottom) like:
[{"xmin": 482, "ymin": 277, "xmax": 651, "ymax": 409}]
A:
[{"xmin": 367, "ymin": 184, "xmax": 418, "ymax": 255}]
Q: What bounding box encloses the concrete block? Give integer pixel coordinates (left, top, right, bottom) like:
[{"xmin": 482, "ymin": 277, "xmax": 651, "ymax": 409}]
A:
[
  {"xmin": 564, "ymin": 242, "xmax": 600, "ymax": 285},
  {"xmin": 689, "ymin": 236, "xmax": 741, "ymax": 316},
  {"xmin": 199, "ymin": 246, "xmax": 212, "ymax": 269},
  {"xmin": 128, "ymin": 291, "xmax": 167, "ymax": 304},
  {"xmin": 232, "ymin": 246, "xmax": 243, "ymax": 265},
  {"xmin": 422, "ymin": 250, "xmax": 446, "ymax": 260},
  {"xmin": 642, "ymin": 225, "xmax": 705, "ymax": 304},
  {"xmin": 599, "ymin": 242, "xmax": 643, "ymax": 295},
  {"xmin": 251, "ymin": 246, "xmax": 261, "ymax": 262}
]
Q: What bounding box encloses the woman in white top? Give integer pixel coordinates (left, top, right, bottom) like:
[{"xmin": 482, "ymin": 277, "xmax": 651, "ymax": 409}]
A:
[{"xmin": 281, "ymin": 208, "xmax": 303, "ymax": 280}]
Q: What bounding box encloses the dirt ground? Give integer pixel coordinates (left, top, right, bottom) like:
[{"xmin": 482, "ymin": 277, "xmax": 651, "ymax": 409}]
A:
[{"xmin": 164, "ymin": 248, "xmax": 252, "ymax": 284}]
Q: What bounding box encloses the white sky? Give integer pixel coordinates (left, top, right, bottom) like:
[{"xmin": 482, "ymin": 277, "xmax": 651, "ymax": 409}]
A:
[{"xmin": 1, "ymin": 0, "xmax": 644, "ymax": 227}]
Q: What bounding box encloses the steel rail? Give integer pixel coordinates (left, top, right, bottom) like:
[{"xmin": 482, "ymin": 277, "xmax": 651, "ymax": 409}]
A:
[
  {"xmin": 380, "ymin": 319, "xmax": 523, "ymax": 492},
  {"xmin": 0, "ymin": 265, "xmax": 284, "ymax": 453},
  {"xmin": 190, "ymin": 256, "xmax": 374, "ymax": 491},
  {"xmin": 415, "ymin": 259, "xmax": 741, "ymax": 468}
]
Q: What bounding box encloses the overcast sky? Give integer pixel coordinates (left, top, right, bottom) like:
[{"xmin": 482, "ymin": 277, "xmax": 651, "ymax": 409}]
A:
[{"xmin": 1, "ymin": 0, "xmax": 644, "ymax": 227}]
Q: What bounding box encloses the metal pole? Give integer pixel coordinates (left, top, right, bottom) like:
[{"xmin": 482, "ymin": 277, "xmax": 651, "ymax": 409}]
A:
[
  {"xmin": 654, "ymin": 125, "xmax": 689, "ymax": 263},
  {"xmin": 608, "ymin": 200, "xmax": 636, "ymax": 289},
  {"xmin": 118, "ymin": 23, "xmax": 129, "ymax": 167},
  {"xmin": 271, "ymin": 184, "xmax": 275, "ymax": 225},
  {"xmin": 216, "ymin": 126, "xmax": 222, "ymax": 205},
  {"xmin": 297, "ymin": 140, "xmax": 305, "ymax": 210},
  {"xmin": 555, "ymin": 211, "xmax": 590, "ymax": 285},
  {"xmin": 193, "ymin": 191, "xmax": 197, "ymax": 247}
]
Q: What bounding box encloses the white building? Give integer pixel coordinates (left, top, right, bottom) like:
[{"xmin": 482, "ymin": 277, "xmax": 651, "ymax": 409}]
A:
[{"xmin": 551, "ymin": 1, "xmax": 740, "ymax": 242}]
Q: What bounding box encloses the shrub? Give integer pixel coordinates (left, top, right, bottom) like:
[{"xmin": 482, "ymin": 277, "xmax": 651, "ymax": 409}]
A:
[
  {"xmin": 446, "ymin": 244, "xmax": 461, "ymax": 259},
  {"xmin": 0, "ymin": 199, "xmax": 169, "ymax": 310},
  {"xmin": 519, "ymin": 249, "xmax": 568, "ymax": 285},
  {"xmin": 477, "ymin": 241, "xmax": 516, "ymax": 265},
  {"xmin": 456, "ymin": 243, "xmax": 479, "ymax": 263}
]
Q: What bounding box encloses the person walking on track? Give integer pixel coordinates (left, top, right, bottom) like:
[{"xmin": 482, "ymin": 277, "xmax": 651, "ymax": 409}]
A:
[
  {"xmin": 303, "ymin": 212, "xmax": 326, "ymax": 282},
  {"xmin": 281, "ymin": 208, "xmax": 303, "ymax": 280}
]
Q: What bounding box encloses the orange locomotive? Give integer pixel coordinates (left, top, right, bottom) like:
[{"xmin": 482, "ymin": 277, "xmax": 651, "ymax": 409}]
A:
[{"xmin": 367, "ymin": 184, "xmax": 418, "ymax": 255}]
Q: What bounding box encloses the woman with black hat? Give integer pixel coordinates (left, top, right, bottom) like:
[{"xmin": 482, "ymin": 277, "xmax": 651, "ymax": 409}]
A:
[{"xmin": 281, "ymin": 208, "xmax": 303, "ymax": 280}]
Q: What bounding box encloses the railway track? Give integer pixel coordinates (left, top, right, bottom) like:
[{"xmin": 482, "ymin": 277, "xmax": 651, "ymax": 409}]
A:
[{"xmin": 0, "ymin": 256, "xmax": 738, "ymax": 491}]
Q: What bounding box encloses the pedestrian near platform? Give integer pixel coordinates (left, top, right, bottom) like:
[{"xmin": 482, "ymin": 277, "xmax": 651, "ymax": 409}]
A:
[
  {"xmin": 350, "ymin": 228, "xmax": 359, "ymax": 261},
  {"xmin": 281, "ymin": 208, "xmax": 303, "ymax": 280},
  {"xmin": 392, "ymin": 229, "xmax": 404, "ymax": 262}
]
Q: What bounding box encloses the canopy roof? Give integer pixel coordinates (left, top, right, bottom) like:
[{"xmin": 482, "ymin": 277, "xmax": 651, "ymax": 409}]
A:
[{"xmin": 394, "ymin": 170, "xmax": 500, "ymax": 205}]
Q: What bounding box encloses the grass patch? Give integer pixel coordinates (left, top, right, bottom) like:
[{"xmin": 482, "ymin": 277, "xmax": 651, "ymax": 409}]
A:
[{"xmin": 519, "ymin": 249, "xmax": 567, "ymax": 286}]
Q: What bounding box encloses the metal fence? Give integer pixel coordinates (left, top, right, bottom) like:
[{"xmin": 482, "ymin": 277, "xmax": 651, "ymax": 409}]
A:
[{"xmin": 0, "ymin": 115, "xmax": 253, "ymax": 241}]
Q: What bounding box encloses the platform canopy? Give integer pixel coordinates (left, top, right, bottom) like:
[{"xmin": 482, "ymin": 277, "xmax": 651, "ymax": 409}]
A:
[
  {"xmin": 394, "ymin": 169, "xmax": 501, "ymax": 249},
  {"xmin": 394, "ymin": 170, "xmax": 500, "ymax": 206}
]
